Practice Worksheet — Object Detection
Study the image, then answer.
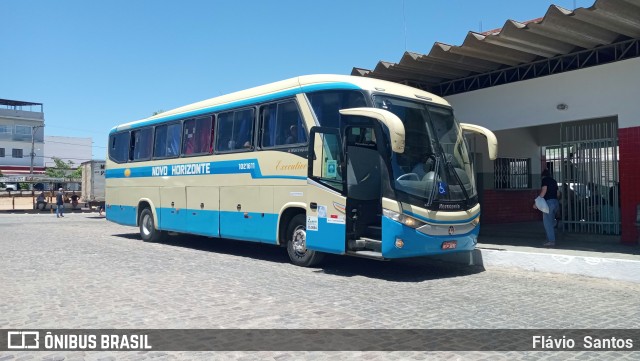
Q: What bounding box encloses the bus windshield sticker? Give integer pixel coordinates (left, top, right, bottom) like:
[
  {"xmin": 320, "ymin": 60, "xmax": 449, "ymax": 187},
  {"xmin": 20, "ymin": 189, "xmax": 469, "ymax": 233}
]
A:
[
  {"xmin": 317, "ymin": 205, "xmax": 327, "ymax": 218},
  {"xmin": 438, "ymin": 181, "xmax": 447, "ymax": 194},
  {"xmin": 326, "ymin": 160, "xmax": 337, "ymax": 178},
  {"xmin": 326, "ymin": 214, "xmax": 345, "ymax": 224},
  {"xmin": 306, "ymin": 216, "xmax": 319, "ymax": 231}
]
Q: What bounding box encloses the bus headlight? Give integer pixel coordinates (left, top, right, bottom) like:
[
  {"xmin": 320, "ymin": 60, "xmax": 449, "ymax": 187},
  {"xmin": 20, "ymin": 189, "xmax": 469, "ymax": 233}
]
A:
[
  {"xmin": 471, "ymin": 216, "xmax": 480, "ymax": 227},
  {"xmin": 383, "ymin": 209, "xmax": 426, "ymax": 229}
]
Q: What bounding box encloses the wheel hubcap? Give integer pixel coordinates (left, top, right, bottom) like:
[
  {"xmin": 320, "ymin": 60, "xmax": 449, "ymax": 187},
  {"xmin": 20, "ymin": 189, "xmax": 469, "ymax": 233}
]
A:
[
  {"xmin": 292, "ymin": 226, "xmax": 307, "ymax": 255},
  {"xmin": 142, "ymin": 214, "xmax": 152, "ymax": 236}
]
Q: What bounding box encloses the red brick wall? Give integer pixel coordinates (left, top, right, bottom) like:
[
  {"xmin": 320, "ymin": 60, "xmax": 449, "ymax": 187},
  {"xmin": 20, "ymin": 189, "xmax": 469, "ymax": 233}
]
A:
[
  {"xmin": 481, "ymin": 189, "xmax": 541, "ymax": 224},
  {"xmin": 619, "ymin": 126, "xmax": 640, "ymax": 244}
]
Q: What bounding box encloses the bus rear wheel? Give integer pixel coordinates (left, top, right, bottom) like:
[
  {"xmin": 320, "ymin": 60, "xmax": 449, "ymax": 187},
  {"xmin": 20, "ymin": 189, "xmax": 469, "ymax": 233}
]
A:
[
  {"xmin": 286, "ymin": 214, "xmax": 324, "ymax": 267},
  {"xmin": 139, "ymin": 208, "xmax": 165, "ymax": 242}
]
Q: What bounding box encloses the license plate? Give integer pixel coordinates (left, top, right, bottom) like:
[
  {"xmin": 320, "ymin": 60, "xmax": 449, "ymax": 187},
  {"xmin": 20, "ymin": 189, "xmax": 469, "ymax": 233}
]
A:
[{"xmin": 441, "ymin": 240, "xmax": 457, "ymax": 250}]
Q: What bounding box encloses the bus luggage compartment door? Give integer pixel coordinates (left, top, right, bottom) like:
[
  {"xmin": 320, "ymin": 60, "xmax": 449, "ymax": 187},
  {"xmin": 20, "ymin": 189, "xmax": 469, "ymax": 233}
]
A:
[
  {"xmin": 159, "ymin": 187, "xmax": 187, "ymax": 233},
  {"xmin": 186, "ymin": 186, "xmax": 220, "ymax": 237}
]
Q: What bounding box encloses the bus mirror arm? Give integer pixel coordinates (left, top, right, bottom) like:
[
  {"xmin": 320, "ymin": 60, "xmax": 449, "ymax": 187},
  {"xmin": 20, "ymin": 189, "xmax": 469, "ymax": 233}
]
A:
[
  {"xmin": 339, "ymin": 108, "xmax": 405, "ymax": 154},
  {"xmin": 460, "ymin": 123, "xmax": 498, "ymax": 160}
]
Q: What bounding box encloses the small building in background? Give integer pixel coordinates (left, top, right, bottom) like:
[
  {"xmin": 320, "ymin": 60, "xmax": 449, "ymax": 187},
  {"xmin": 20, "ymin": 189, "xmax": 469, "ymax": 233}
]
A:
[
  {"xmin": 44, "ymin": 135, "xmax": 93, "ymax": 168},
  {"xmin": 0, "ymin": 98, "xmax": 45, "ymax": 176}
]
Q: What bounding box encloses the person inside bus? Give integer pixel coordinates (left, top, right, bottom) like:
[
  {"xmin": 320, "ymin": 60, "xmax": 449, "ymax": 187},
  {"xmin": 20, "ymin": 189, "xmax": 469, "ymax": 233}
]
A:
[
  {"xmin": 411, "ymin": 152, "xmax": 436, "ymax": 180},
  {"xmin": 285, "ymin": 124, "xmax": 298, "ymax": 144}
]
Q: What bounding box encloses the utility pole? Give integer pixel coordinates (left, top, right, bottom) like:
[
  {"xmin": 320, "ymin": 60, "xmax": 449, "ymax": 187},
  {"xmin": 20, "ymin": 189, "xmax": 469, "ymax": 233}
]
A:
[{"xmin": 30, "ymin": 124, "xmax": 44, "ymax": 174}]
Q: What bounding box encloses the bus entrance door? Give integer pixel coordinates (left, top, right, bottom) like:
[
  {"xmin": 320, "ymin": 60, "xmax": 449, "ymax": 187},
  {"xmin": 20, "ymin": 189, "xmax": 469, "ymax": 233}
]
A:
[
  {"xmin": 306, "ymin": 127, "xmax": 346, "ymax": 255},
  {"xmin": 344, "ymin": 123, "xmax": 384, "ymax": 256}
]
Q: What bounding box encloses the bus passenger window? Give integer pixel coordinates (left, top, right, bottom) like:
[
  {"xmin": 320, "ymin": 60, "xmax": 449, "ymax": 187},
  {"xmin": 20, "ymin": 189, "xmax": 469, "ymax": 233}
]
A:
[
  {"xmin": 131, "ymin": 128, "xmax": 153, "ymax": 161},
  {"xmin": 182, "ymin": 116, "xmax": 213, "ymax": 155},
  {"xmin": 109, "ymin": 132, "xmax": 130, "ymax": 163},
  {"xmin": 166, "ymin": 123, "xmax": 181, "ymax": 157},
  {"xmin": 182, "ymin": 119, "xmax": 196, "ymax": 155},
  {"xmin": 154, "ymin": 125, "xmax": 168, "ymax": 158},
  {"xmin": 154, "ymin": 123, "xmax": 182, "ymax": 158},
  {"xmin": 260, "ymin": 104, "xmax": 277, "ymax": 148},
  {"xmin": 260, "ymin": 100, "xmax": 306, "ymax": 149},
  {"xmin": 216, "ymin": 109, "xmax": 254, "ymax": 152}
]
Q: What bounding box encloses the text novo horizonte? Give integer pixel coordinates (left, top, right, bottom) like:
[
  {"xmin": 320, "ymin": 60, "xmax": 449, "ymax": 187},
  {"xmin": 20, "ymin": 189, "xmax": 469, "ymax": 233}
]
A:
[{"xmin": 151, "ymin": 163, "xmax": 211, "ymax": 177}]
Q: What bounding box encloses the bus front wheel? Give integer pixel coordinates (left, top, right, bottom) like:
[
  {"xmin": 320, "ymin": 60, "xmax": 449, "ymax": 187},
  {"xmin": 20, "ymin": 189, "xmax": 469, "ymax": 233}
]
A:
[
  {"xmin": 139, "ymin": 208, "xmax": 165, "ymax": 242},
  {"xmin": 286, "ymin": 214, "xmax": 324, "ymax": 267}
]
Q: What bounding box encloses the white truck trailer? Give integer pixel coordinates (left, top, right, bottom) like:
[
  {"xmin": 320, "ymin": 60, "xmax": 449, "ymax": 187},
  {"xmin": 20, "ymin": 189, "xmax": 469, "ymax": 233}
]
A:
[{"xmin": 81, "ymin": 160, "xmax": 105, "ymax": 209}]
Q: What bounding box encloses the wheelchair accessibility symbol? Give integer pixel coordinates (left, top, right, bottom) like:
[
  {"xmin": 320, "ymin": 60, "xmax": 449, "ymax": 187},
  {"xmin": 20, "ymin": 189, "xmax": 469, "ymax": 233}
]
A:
[{"xmin": 438, "ymin": 182, "xmax": 447, "ymax": 194}]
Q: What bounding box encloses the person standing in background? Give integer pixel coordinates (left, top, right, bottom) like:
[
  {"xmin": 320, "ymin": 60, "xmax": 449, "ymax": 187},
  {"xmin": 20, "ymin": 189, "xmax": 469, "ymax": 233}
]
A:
[
  {"xmin": 56, "ymin": 188, "xmax": 65, "ymax": 218},
  {"xmin": 535, "ymin": 169, "xmax": 559, "ymax": 247}
]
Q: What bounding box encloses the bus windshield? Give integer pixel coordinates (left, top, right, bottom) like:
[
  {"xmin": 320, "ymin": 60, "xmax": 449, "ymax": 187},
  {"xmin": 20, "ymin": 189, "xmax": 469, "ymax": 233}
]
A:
[{"xmin": 373, "ymin": 95, "xmax": 477, "ymax": 210}]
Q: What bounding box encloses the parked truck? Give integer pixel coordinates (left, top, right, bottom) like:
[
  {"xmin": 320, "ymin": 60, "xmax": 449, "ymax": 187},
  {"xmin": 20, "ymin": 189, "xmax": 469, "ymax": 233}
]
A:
[{"xmin": 81, "ymin": 160, "xmax": 105, "ymax": 210}]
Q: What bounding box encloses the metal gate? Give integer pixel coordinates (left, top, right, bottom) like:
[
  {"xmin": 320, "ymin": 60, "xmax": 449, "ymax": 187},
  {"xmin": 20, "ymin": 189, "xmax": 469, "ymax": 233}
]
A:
[{"xmin": 545, "ymin": 119, "xmax": 620, "ymax": 234}]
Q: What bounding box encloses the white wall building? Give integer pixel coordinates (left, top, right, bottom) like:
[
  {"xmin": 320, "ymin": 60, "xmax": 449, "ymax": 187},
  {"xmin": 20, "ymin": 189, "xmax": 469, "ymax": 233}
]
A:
[
  {"xmin": 0, "ymin": 99, "xmax": 45, "ymax": 175},
  {"xmin": 44, "ymin": 136, "xmax": 93, "ymax": 168},
  {"xmin": 354, "ymin": 0, "xmax": 640, "ymax": 243}
]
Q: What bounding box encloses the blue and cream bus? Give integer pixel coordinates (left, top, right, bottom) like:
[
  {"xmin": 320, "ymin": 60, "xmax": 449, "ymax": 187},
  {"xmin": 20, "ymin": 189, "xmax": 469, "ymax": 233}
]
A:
[{"xmin": 106, "ymin": 74, "xmax": 497, "ymax": 266}]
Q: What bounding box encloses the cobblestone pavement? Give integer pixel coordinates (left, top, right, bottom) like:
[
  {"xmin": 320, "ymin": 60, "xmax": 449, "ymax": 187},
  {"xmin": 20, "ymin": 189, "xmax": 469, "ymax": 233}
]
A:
[{"xmin": 1, "ymin": 213, "xmax": 639, "ymax": 360}]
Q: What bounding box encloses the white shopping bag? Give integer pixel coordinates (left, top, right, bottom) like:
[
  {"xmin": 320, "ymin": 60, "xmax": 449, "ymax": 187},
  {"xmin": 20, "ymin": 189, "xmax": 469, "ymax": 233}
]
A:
[{"xmin": 534, "ymin": 196, "xmax": 549, "ymax": 214}]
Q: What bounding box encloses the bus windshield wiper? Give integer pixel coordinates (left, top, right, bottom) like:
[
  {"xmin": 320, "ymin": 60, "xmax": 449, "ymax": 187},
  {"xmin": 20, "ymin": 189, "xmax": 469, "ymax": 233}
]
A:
[
  {"xmin": 445, "ymin": 158, "xmax": 470, "ymax": 205},
  {"xmin": 425, "ymin": 157, "xmax": 440, "ymax": 207}
]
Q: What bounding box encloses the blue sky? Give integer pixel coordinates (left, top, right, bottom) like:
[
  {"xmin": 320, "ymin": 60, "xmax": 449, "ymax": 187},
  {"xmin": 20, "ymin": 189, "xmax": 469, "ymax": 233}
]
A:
[{"xmin": 1, "ymin": 0, "xmax": 592, "ymax": 159}]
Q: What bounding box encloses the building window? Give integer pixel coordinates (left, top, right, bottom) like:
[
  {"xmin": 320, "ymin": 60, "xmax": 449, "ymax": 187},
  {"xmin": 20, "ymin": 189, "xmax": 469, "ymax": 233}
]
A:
[
  {"xmin": 494, "ymin": 157, "xmax": 531, "ymax": 189},
  {"xmin": 0, "ymin": 125, "xmax": 10, "ymax": 134},
  {"xmin": 15, "ymin": 125, "xmax": 32, "ymax": 136},
  {"xmin": 12, "ymin": 149, "xmax": 23, "ymax": 158},
  {"xmin": 0, "ymin": 148, "xmax": 5, "ymax": 157}
]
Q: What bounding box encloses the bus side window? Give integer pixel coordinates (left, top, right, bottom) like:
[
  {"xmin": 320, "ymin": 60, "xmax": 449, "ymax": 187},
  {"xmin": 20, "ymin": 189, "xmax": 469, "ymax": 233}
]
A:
[
  {"xmin": 216, "ymin": 112, "xmax": 234, "ymax": 152},
  {"xmin": 184, "ymin": 115, "xmax": 213, "ymax": 155},
  {"xmin": 259, "ymin": 104, "xmax": 277, "ymax": 148},
  {"xmin": 131, "ymin": 128, "xmax": 153, "ymax": 161},
  {"xmin": 182, "ymin": 119, "xmax": 196, "ymax": 155},
  {"xmin": 260, "ymin": 100, "xmax": 306, "ymax": 149},
  {"xmin": 235, "ymin": 109, "xmax": 254, "ymax": 150},
  {"xmin": 167, "ymin": 123, "xmax": 181, "ymax": 157},
  {"xmin": 215, "ymin": 109, "xmax": 254, "ymax": 152},
  {"xmin": 154, "ymin": 125, "xmax": 168, "ymax": 158},
  {"xmin": 109, "ymin": 132, "xmax": 130, "ymax": 163}
]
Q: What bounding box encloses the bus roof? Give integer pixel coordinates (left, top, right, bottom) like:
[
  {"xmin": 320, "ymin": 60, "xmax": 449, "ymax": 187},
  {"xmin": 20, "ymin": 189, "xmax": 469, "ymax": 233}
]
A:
[{"xmin": 111, "ymin": 74, "xmax": 450, "ymax": 133}]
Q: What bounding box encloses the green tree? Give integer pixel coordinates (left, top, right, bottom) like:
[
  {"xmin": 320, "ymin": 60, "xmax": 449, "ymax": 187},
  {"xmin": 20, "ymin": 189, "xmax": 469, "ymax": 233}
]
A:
[{"xmin": 46, "ymin": 157, "xmax": 82, "ymax": 179}]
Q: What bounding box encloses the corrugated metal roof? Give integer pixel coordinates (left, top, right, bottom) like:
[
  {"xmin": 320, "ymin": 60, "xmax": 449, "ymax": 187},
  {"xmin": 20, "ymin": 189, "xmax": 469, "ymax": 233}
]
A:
[{"xmin": 352, "ymin": 0, "xmax": 640, "ymax": 92}]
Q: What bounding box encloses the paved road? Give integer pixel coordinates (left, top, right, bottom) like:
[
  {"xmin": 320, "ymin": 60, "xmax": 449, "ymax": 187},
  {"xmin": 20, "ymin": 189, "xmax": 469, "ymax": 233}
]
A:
[{"xmin": 1, "ymin": 213, "xmax": 639, "ymax": 360}]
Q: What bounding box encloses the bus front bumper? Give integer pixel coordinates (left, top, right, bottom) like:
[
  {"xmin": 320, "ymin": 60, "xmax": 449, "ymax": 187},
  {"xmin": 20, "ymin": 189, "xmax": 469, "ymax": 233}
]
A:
[{"xmin": 381, "ymin": 215, "xmax": 478, "ymax": 259}]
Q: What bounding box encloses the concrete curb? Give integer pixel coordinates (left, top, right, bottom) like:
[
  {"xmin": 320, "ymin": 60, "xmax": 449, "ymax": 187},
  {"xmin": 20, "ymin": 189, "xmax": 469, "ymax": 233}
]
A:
[{"xmin": 474, "ymin": 248, "xmax": 640, "ymax": 284}]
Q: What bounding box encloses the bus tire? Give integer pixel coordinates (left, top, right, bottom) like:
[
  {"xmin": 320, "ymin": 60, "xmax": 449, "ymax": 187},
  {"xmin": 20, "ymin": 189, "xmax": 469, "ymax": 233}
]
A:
[
  {"xmin": 139, "ymin": 208, "xmax": 165, "ymax": 242},
  {"xmin": 286, "ymin": 214, "xmax": 324, "ymax": 267}
]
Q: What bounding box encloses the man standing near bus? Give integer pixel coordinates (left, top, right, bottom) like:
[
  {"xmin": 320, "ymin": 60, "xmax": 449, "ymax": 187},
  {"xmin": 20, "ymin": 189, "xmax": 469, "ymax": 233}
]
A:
[{"xmin": 56, "ymin": 188, "xmax": 65, "ymax": 218}]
